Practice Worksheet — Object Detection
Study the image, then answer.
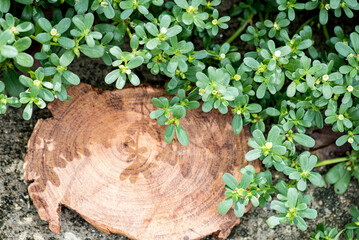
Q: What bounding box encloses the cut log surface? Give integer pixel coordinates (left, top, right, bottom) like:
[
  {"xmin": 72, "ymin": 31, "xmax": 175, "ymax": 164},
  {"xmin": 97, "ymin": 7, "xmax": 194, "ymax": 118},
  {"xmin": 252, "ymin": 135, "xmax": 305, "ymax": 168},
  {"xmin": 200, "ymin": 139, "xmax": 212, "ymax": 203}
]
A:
[{"xmin": 24, "ymin": 83, "xmax": 260, "ymax": 240}]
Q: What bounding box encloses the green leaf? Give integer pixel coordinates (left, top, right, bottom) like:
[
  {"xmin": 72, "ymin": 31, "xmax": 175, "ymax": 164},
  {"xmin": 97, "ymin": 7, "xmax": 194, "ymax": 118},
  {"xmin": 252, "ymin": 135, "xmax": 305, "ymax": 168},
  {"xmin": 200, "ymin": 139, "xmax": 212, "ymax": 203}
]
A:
[
  {"xmin": 271, "ymin": 145, "xmax": 286, "ymax": 155},
  {"xmin": 182, "ymin": 12, "xmax": 194, "ymax": 25},
  {"xmin": 85, "ymin": 35, "xmax": 95, "ymax": 47},
  {"xmin": 116, "ymin": 74, "xmax": 126, "ymax": 89},
  {"xmin": 185, "ymin": 101, "xmax": 200, "ymax": 109},
  {"xmin": 245, "ymin": 149, "xmax": 261, "ymax": 161},
  {"xmin": 308, "ymin": 172, "xmax": 324, "ymax": 187},
  {"xmin": 150, "ymin": 109, "xmax": 165, "ymax": 119},
  {"xmin": 266, "ymin": 107, "xmax": 280, "ymax": 116},
  {"xmin": 196, "ymin": 72, "xmax": 210, "ymax": 83},
  {"xmin": 120, "ymin": 8, "xmax": 134, "ymax": 19},
  {"xmin": 330, "ymin": 0, "xmax": 341, "ymax": 8},
  {"xmin": 63, "ymin": 70, "xmax": 80, "ymax": 85},
  {"xmin": 256, "ymin": 83, "xmax": 266, "ymax": 99},
  {"xmin": 152, "ymin": 98, "xmax": 165, "ymax": 108},
  {"xmin": 299, "ymin": 208, "xmax": 317, "ymax": 219},
  {"xmin": 350, "ymin": 32, "xmax": 359, "ymax": 53},
  {"xmin": 1, "ymin": 45, "xmax": 18, "ymax": 58},
  {"xmin": 74, "ymin": 0, "xmax": 89, "ymax": 14},
  {"xmin": 323, "ymin": 82, "xmax": 333, "ymax": 99},
  {"xmin": 36, "ymin": 33, "xmax": 52, "ymax": 42},
  {"xmin": 130, "ymin": 35, "xmax": 139, "ymax": 49},
  {"xmin": 234, "ymin": 201, "xmax": 245, "ymax": 217},
  {"xmin": 3, "ymin": 70, "xmax": 24, "ymax": 97},
  {"xmin": 23, "ymin": 102, "xmax": 33, "ymax": 120},
  {"xmin": 345, "ymin": 223, "xmax": 359, "ymax": 230},
  {"xmin": 0, "ymin": 30, "xmax": 12, "ymax": 46},
  {"xmin": 119, "ymin": 0, "xmax": 133, "ymax": 9},
  {"xmin": 39, "ymin": 88, "xmax": 54, "ymax": 102},
  {"xmin": 244, "ymin": 57, "xmax": 260, "ymax": 69},
  {"xmin": 145, "ymin": 23, "xmax": 159, "ymax": 36},
  {"xmin": 222, "ymin": 173, "xmax": 238, "ymax": 189},
  {"xmin": 53, "ymin": 73, "xmax": 62, "ymax": 92},
  {"xmin": 72, "ymin": 15, "xmax": 86, "ymax": 31},
  {"xmin": 127, "ymin": 56, "xmax": 144, "ymax": 69},
  {"xmin": 334, "ymin": 170, "xmax": 351, "ymax": 194},
  {"xmin": 146, "ymin": 38, "xmax": 160, "ymax": 50},
  {"xmin": 0, "ymin": 0, "xmax": 10, "ymax": 13},
  {"xmin": 14, "ymin": 52, "xmax": 33, "ymax": 67},
  {"xmin": 105, "ymin": 69, "xmax": 120, "ymax": 84},
  {"xmin": 171, "ymin": 105, "xmax": 186, "ymax": 119},
  {"xmin": 164, "ymin": 124, "xmax": 175, "ymax": 143},
  {"xmin": 297, "ymin": 39, "xmax": 312, "ymax": 50},
  {"xmin": 319, "ymin": 8, "xmax": 328, "ymax": 25},
  {"xmin": 218, "ymin": 198, "xmax": 233, "ymax": 215},
  {"xmin": 325, "ymin": 163, "xmax": 346, "ymax": 184},
  {"xmin": 251, "ymin": 196, "xmax": 259, "ymax": 207},
  {"xmin": 293, "ymin": 133, "xmax": 315, "ymax": 148},
  {"xmin": 336, "ymin": 135, "xmax": 349, "ymax": 146},
  {"xmin": 30, "ymin": 85, "xmax": 39, "ymax": 98},
  {"xmin": 267, "ymin": 215, "xmax": 284, "ymax": 227},
  {"xmin": 0, "ymin": 82, "xmax": 4, "ymax": 92},
  {"xmin": 232, "ymin": 114, "xmax": 243, "ymax": 135},
  {"xmin": 239, "ymin": 172, "xmax": 253, "ymax": 189},
  {"xmin": 58, "ymin": 37, "xmax": 76, "ymax": 49},
  {"xmin": 13, "ymin": 37, "xmax": 31, "ymax": 52},
  {"xmin": 80, "ymin": 45, "xmax": 104, "ymax": 58},
  {"xmin": 56, "ymin": 18, "xmax": 72, "ymax": 34},
  {"xmin": 109, "ymin": 46, "xmax": 123, "ymax": 58},
  {"xmin": 129, "ymin": 73, "xmax": 140, "ymax": 86},
  {"xmin": 271, "ymin": 200, "xmax": 287, "ymax": 213},
  {"xmin": 267, "ymin": 126, "xmax": 281, "ymax": 142},
  {"xmin": 59, "ymin": 50, "xmax": 75, "ymax": 67},
  {"xmin": 335, "ymin": 42, "xmax": 355, "ymax": 57},
  {"xmin": 175, "ymin": 125, "xmax": 189, "ymax": 146},
  {"xmin": 287, "ymin": 188, "xmax": 298, "ymax": 208},
  {"xmin": 38, "ymin": 18, "xmax": 52, "ymax": 32},
  {"xmin": 252, "ymin": 129, "xmax": 266, "ymax": 146},
  {"xmin": 294, "ymin": 216, "xmax": 307, "ymax": 231},
  {"xmin": 287, "ymin": 82, "xmax": 296, "ymax": 97},
  {"xmin": 174, "ymin": 0, "xmax": 189, "ymax": 9},
  {"xmin": 138, "ymin": 5, "xmax": 149, "ymax": 15},
  {"xmin": 103, "ymin": 3, "xmax": 115, "ymax": 19},
  {"xmin": 166, "ymin": 25, "xmax": 183, "ymax": 37}
]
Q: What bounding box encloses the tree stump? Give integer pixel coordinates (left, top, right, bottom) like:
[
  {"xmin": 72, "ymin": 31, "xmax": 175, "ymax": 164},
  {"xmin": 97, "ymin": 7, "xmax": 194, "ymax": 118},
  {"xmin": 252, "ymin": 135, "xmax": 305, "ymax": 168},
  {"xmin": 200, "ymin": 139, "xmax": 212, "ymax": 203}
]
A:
[{"xmin": 24, "ymin": 83, "xmax": 260, "ymax": 240}]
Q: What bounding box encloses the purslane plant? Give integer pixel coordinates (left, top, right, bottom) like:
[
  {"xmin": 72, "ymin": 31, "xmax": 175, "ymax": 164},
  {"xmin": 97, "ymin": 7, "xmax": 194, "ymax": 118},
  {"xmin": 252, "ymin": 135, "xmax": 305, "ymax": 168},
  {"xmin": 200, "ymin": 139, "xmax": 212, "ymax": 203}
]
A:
[
  {"xmin": 0, "ymin": 0, "xmax": 359, "ymax": 234},
  {"xmin": 310, "ymin": 206, "xmax": 359, "ymax": 239}
]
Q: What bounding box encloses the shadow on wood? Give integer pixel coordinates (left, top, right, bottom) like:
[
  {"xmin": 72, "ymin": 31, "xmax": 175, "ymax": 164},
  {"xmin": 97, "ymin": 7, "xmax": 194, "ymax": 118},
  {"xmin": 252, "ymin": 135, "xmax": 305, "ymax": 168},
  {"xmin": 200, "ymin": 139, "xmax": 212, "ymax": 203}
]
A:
[{"xmin": 24, "ymin": 83, "xmax": 261, "ymax": 240}]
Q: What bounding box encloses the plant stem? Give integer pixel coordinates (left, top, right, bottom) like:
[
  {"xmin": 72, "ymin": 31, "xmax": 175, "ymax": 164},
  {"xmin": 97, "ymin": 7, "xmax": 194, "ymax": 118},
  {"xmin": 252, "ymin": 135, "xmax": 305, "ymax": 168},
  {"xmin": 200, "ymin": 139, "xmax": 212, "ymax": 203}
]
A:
[
  {"xmin": 295, "ymin": 15, "xmax": 317, "ymax": 34},
  {"xmin": 322, "ymin": 24, "xmax": 330, "ymax": 41},
  {"xmin": 315, "ymin": 157, "xmax": 348, "ymax": 167},
  {"xmin": 258, "ymin": 12, "xmax": 264, "ymax": 23},
  {"xmin": 126, "ymin": 26, "xmax": 133, "ymax": 39},
  {"xmin": 77, "ymin": 35, "xmax": 85, "ymax": 42},
  {"xmin": 225, "ymin": 14, "xmax": 254, "ymax": 44},
  {"xmin": 30, "ymin": 35, "xmax": 59, "ymax": 46}
]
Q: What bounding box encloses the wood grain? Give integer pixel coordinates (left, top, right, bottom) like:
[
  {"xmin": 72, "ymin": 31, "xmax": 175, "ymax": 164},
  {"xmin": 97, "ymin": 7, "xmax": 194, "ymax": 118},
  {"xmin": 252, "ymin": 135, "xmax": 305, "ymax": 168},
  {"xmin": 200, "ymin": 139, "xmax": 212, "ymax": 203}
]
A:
[{"xmin": 24, "ymin": 83, "xmax": 260, "ymax": 240}]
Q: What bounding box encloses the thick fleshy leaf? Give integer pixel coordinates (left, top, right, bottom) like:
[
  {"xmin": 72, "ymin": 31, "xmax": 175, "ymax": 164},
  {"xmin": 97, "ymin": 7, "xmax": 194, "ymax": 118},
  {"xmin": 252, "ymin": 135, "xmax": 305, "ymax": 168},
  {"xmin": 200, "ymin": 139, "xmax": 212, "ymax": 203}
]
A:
[
  {"xmin": 175, "ymin": 125, "xmax": 189, "ymax": 146},
  {"xmin": 222, "ymin": 173, "xmax": 238, "ymax": 189},
  {"xmin": 1, "ymin": 45, "xmax": 18, "ymax": 58},
  {"xmin": 164, "ymin": 124, "xmax": 175, "ymax": 143},
  {"xmin": 63, "ymin": 70, "xmax": 80, "ymax": 85},
  {"xmin": 218, "ymin": 198, "xmax": 233, "ymax": 215},
  {"xmin": 293, "ymin": 133, "xmax": 315, "ymax": 148}
]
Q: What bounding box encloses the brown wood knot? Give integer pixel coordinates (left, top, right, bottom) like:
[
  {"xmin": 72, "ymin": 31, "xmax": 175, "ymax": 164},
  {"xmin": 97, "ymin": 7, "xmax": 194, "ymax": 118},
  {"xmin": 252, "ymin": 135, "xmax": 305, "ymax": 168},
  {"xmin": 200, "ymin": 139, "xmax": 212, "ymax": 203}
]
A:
[{"xmin": 23, "ymin": 83, "xmax": 261, "ymax": 240}]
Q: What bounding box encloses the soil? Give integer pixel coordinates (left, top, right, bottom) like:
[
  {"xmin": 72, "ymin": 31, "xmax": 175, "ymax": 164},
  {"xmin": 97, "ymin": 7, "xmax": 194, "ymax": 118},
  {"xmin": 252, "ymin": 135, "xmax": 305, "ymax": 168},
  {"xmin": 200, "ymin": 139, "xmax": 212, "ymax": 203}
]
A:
[{"xmin": 1, "ymin": 1, "xmax": 359, "ymax": 240}]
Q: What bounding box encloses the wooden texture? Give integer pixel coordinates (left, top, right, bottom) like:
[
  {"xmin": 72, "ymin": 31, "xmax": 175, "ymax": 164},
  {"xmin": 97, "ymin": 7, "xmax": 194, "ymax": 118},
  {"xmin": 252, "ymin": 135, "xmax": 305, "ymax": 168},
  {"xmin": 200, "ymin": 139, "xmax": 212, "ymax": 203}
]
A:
[{"xmin": 24, "ymin": 83, "xmax": 260, "ymax": 240}]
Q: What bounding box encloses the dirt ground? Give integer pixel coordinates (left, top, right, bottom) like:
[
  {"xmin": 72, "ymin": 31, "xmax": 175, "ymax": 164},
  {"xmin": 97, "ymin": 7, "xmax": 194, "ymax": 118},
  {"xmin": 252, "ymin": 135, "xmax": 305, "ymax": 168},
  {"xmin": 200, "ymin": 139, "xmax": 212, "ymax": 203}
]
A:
[{"xmin": 1, "ymin": 1, "xmax": 359, "ymax": 239}]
